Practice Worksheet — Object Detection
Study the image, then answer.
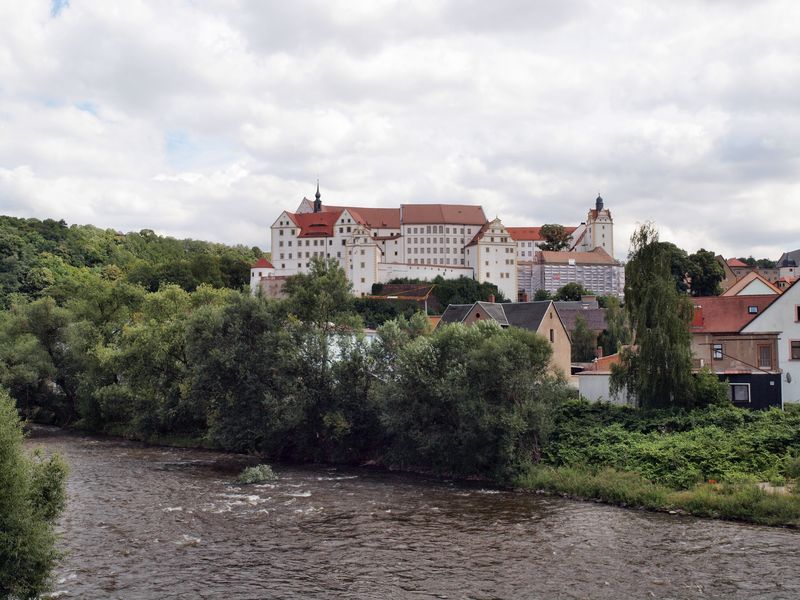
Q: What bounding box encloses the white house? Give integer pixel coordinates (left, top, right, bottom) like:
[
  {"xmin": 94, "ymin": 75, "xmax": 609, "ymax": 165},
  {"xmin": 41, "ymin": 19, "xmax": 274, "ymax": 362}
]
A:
[{"xmin": 741, "ymin": 279, "xmax": 800, "ymax": 405}]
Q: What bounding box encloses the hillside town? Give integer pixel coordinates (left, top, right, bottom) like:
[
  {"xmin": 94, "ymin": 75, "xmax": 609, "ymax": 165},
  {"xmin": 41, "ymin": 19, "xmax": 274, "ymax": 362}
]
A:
[{"xmin": 249, "ymin": 189, "xmax": 800, "ymax": 409}]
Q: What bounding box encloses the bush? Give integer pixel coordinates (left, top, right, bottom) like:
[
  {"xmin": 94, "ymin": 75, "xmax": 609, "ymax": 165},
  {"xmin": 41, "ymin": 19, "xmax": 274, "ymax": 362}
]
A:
[
  {"xmin": 0, "ymin": 388, "xmax": 68, "ymax": 599},
  {"xmin": 236, "ymin": 464, "xmax": 278, "ymax": 484}
]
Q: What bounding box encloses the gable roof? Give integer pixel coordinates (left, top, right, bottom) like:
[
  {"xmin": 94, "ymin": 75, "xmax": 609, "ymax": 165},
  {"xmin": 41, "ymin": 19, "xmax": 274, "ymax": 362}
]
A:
[
  {"xmin": 438, "ymin": 304, "xmax": 473, "ymax": 324},
  {"xmin": 690, "ymin": 295, "xmax": 778, "ymax": 334},
  {"xmin": 506, "ymin": 226, "xmax": 578, "ymax": 242},
  {"xmin": 502, "ymin": 302, "xmax": 552, "ymax": 330},
  {"xmin": 538, "ymin": 247, "xmax": 617, "ymax": 265},
  {"xmin": 741, "ymin": 276, "xmax": 800, "ymax": 332},
  {"xmin": 400, "ymin": 204, "xmax": 487, "ymax": 225},
  {"xmin": 721, "ymin": 271, "xmax": 781, "ymax": 297},
  {"xmin": 438, "ymin": 300, "xmax": 554, "ymax": 331},
  {"xmin": 251, "ymin": 258, "xmax": 274, "ymax": 269},
  {"xmin": 778, "ymin": 249, "xmax": 800, "ymax": 267}
]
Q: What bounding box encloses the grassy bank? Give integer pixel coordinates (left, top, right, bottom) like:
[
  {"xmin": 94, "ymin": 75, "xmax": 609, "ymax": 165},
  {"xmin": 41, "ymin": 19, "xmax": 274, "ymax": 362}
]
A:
[{"xmin": 518, "ymin": 464, "xmax": 800, "ymax": 527}]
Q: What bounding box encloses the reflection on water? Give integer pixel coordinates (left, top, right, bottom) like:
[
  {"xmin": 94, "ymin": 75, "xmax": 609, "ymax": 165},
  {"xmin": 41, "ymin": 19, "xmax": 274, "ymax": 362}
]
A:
[{"xmin": 28, "ymin": 428, "xmax": 800, "ymax": 599}]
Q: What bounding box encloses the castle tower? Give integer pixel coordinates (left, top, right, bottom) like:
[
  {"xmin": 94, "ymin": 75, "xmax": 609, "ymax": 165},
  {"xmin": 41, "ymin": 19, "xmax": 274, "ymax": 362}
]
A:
[
  {"xmin": 579, "ymin": 194, "xmax": 614, "ymax": 257},
  {"xmin": 345, "ymin": 225, "xmax": 381, "ymax": 296}
]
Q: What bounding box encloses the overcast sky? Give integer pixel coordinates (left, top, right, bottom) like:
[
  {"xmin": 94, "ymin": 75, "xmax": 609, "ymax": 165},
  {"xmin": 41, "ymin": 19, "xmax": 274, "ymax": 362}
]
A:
[{"xmin": 1, "ymin": 1, "xmax": 798, "ymax": 259}]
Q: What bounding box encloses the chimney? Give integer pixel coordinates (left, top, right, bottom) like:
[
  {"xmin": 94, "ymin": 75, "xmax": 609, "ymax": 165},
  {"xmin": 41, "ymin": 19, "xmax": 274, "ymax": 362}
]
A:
[{"xmin": 488, "ymin": 294, "xmax": 495, "ymax": 303}]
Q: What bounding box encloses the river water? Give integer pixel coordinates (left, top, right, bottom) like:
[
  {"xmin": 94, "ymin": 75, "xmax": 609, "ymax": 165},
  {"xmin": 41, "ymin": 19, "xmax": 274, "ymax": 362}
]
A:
[{"xmin": 27, "ymin": 428, "xmax": 800, "ymax": 599}]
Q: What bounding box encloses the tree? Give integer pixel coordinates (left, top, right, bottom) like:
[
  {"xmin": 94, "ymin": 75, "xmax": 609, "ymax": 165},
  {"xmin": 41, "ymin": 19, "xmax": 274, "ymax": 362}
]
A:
[
  {"xmin": 610, "ymin": 224, "xmax": 696, "ymax": 409},
  {"xmin": 539, "ymin": 224, "xmax": 571, "ymax": 252},
  {"xmin": 553, "ymin": 282, "xmax": 592, "ymax": 301},
  {"xmin": 284, "ymin": 257, "xmax": 354, "ymax": 330},
  {"xmin": 0, "ymin": 388, "xmax": 68, "ymax": 599},
  {"xmin": 687, "ymin": 249, "xmax": 724, "ymax": 296},
  {"xmin": 570, "ymin": 314, "xmax": 597, "ymax": 362},
  {"xmin": 597, "ymin": 296, "xmax": 630, "ymax": 356},
  {"xmin": 533, "ymin": 289, "xmax": 552, "ymax": 301},
  {"xmin": 658, "ymin": 242, "xmax": 691, "ymax": 294}
]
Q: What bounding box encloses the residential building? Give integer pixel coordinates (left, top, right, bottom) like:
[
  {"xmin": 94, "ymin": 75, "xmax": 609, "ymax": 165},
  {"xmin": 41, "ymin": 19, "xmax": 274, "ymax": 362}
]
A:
[
  {"xmin": 741, "ymin": 279, "xmax": 800, "ymax": 406},
  {"xmin": 553, "ymin": 297, "xmax": 607, "ymax": 347},
  {"xmin": 690, "ymin": 295, "xmax": 781, "ymax": 409},
  {"xmin": 576, "ymin": 352, "xmax": 628, "ymax": 405},
  {"xmin": 438, "ymin": 300, "xmax": 572, "ymax": 377},
  {"xmin": 715, "ymin": 255, "xmax": 739, "ymax": 293},
  {"xmin": 726, "ymin": 258, "xmax": 780, "ymax": 283},
  {"xmin": 720, "ymin": 271, "xmax": 781, "ymax": 297}
]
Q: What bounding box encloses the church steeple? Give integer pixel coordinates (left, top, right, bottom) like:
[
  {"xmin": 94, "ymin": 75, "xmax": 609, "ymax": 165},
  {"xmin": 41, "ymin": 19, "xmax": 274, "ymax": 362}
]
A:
[
  {"xmin": 595, "ymin": 194, "xmax": 604, "ymax": 212},
  {"xmin": 313, "ymin": 179, "xmax": 322, "ymax": 212}
]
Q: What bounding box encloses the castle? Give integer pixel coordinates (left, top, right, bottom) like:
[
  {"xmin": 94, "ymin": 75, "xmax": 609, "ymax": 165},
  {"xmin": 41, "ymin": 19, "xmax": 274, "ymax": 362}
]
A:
[{"xmin": 252, "ymin": 185, "xmax": 621, "ymax": 300}]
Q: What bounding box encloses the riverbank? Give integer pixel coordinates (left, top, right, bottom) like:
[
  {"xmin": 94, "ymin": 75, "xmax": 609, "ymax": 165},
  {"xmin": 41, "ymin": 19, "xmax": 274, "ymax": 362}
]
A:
[{"xmin": 516, "ymin": 465, "xmax": 800, "ymax": 528}]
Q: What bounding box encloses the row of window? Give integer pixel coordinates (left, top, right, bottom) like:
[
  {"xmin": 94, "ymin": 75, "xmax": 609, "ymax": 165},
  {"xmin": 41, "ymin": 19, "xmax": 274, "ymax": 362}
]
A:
[
  {"xmin": 711, "ymin": 341, "xmax": 800, "ymax": 364},
  {"xmin": 408, "ymin": 258, "xmax": 466, "ymax": 265},
  {"xmin": 405, "ymin": 226, "xmax": 473, "ymax": 235}
]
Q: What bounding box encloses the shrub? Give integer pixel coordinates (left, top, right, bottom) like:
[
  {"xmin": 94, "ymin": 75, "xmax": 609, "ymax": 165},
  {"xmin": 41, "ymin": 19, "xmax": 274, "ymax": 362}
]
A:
[{"xmin": 236, "ymin": 464, "xmax": 278, "ymax": 484}]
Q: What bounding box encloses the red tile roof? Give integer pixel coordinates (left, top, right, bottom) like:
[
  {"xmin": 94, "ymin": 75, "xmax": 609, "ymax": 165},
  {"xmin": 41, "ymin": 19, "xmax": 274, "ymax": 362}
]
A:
[
  {"xmin": 727, "ymin": 258, "xmax": 749, "ymax": 268},
  {"xmin": 507, "ymin": 226, "xmax": 577, "ymax": 241},
  {"xmin": 251, "ymin": 258, "xmax": 274, "ymax": 269},
  {"xmin": 400, "ymin": 204, "xmax": 487, "ymax": 225},
  {"xmin": 690, "ymin": 295, "xmax": 778, "ymax": 333},
  {"xmin": 538, "ymin": 247, "xmax": 617, "ymax": 265},
  {"xmin": 290, "ymin": 211, "xmax": 341, "ymax": 237},
  {"xmin": 322, "ymin": 205, "xmax": 401, "ymax": 229}
]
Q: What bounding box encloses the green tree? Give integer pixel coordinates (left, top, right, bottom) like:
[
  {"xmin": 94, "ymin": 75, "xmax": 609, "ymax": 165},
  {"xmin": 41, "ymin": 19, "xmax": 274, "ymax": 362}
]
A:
[
  {"xmin": 687, "ymin": 249, "xmax": 725, "ymax": 296},
  {"xmin": 570, "ymin": 314, "xmax": 597, "ymax": 362},
  {"xmin": 659, "ymin": 242, "xmax": 691, "ymax": 294},
  {"xmin": 284, "ymin": 257, "xmax": 354, "ymax": 330},
  {"xmin": 0, "ymin": 388, "xmax": 68, "ymax": 599},
  {"xmin": 553, "ymin": 282, "xmax": 592, "ymax": 301},
  {"xmin": 379, "ymin": 321, "xmax": 568, "ymax": 482},
  {"xmin": 597, "ymin": 295, "xmax": 630, "ymax": 356},
  {"xmin": 533, "ymin": 289, "xmax": 552, "ymax": 301},
  {"xmin": 610, "ymin": 224, "xmax": 696, "ymax": 409},
  {"xmin": 539, "ymin": 224, "xmax": 572, "ymax": 251}
]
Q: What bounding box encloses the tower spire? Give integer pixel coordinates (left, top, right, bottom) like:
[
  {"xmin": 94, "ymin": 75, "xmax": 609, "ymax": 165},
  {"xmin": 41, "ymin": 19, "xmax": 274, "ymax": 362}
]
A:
[{"xmin": 313, "ymin": 179, "xmax": 322, "ymax": 212}]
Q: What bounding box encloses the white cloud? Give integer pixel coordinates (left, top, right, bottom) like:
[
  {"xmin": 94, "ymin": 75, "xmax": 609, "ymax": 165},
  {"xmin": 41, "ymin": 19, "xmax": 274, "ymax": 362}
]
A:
[{"xmin": 0, "ymin": 0, "xmax": 798, "ymax": 260}]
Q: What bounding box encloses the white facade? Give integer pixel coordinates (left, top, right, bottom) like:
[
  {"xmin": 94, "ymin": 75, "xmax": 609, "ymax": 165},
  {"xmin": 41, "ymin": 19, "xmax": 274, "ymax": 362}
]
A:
[
  {"xmin": 249, "ymin": 261, "xmax": 275, "ymax": 294},
  {"xmin": 741, "ymin": 281, "xmax": 800, "ymax": 405},
  {"xmin": 577, "ymin": 372, "xmax": 629, "ymax": 405},
  {"xmin": 465, "ymin": 218, "xmax": 518, "ymax": 301},
  {"xmin": 346, "ymin": 227, "xmax": 382, "ymax": 296},
  {"xmin": 400, "ymin": 223, "xmax": 480, "ymax": 267}
]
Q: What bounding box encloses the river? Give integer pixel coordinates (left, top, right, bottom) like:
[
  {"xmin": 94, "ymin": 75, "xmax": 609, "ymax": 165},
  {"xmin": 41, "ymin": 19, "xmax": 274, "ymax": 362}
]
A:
[{"xmin": 27, "ymin": 428, "xmax": 800, "ymax": 599}]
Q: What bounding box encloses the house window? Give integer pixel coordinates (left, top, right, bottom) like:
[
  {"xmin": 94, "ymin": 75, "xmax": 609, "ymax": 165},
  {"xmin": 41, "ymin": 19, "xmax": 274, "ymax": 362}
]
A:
[
  {"xmin": 549, "ymin": 329, "xmax": 554, "ymax": 343},
  {"xmin": 728, "ymin": 383, "xmax": 750, "ymax": 404},
  {"xmin": 712, "ymin": 344, "xmax": 723, "ymax": 360},
  {"xmin": 796, "ymin": 305, "xmax": 800, "ymax": 322},
  {"xmin": 792, "ymin": 341, "xmax": 800, "ymax": 360},
  {"xmin": 755, "ymin": 344, "xmax": 773, "ymax": 370},
  {"xmin": 748, "ymin": 306, "xmax": 758, "ymax": 314}
]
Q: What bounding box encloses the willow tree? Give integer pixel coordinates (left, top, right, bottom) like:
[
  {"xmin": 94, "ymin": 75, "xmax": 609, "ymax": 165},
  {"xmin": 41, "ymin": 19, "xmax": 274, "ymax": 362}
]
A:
[{"xmin": 610, "ymin": 224, "xmax": 695, "ymax": 409}]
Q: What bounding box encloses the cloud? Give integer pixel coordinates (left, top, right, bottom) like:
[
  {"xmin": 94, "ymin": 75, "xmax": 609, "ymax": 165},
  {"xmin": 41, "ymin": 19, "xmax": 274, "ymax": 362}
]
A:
[{"xmin": 0, "ymin": 0, "xmax": 798, "ymax": 260}]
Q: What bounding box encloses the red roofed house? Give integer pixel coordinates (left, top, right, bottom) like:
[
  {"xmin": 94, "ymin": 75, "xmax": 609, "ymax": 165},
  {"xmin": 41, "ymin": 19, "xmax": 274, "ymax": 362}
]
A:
[{"xmin": 690, "ymin": 295, "xmax": 781, "ymax": 408}]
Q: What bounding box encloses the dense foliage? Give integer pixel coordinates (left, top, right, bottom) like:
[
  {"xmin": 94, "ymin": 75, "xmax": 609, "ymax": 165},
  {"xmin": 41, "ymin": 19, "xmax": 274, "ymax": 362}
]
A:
[
  {"xmin": 0, "ymin": 256, "xmax": 565, "ymax": 484},
  {"xmin": 545, "ymin": 400, "xmax": 800, "ymax": 490},
  {"xmin": 538, "ymin": 224, "xmax": 572, "ymax": 251},
  {"xmin": 612, "ymin": 224, "xmax": 697, "ymax": 408},
  {"xmin": 0, "ymin": 215, "xmax": 265, "ymax": 306},
  {"xmin": 0, "ymin": 389, "xmax": 68, "ymax": 599}
]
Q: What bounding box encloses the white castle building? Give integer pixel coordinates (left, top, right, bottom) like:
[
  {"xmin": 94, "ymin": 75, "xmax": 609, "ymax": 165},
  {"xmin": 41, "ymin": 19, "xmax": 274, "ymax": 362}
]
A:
[{"xmin": 253, "ymin": 186, "xmax": 619, "ymax": 301}]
